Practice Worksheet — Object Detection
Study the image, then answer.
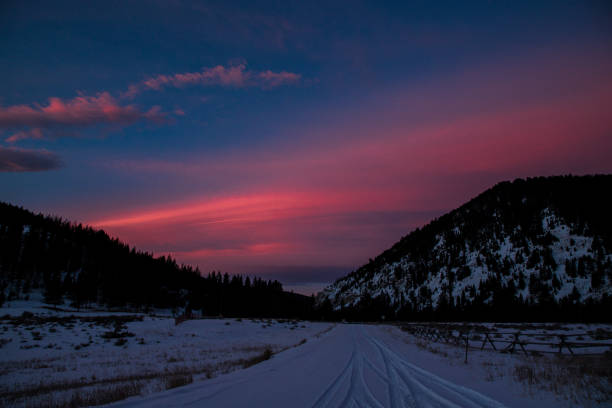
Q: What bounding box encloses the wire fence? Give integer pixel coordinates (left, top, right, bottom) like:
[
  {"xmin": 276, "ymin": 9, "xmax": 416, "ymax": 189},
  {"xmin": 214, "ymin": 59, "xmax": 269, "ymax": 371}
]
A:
[{"xmin": 401, "ymin": 324, "xmax": 612, "ymax": 363}]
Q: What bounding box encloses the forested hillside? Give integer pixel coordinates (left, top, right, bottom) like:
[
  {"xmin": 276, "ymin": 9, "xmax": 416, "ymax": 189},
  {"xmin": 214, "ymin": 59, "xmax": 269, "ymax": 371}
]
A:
[
  {"xmin": 318, "ymin": 175, "xmax": 612, "ymax": 322},
  {"xmin": 0, "ymin": 202, "xmax": 313, "ymax": 317}
]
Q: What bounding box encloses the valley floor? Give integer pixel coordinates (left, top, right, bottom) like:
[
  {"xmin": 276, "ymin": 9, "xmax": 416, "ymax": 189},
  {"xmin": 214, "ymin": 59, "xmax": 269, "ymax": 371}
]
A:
[
  {"xmin": 0, "ymin": 299, "xmax": 332, "ymax": 407},
  {"xmin": 1, "ymin": 300, "xmax": 610, "ymax": 407},
  {"xmin": 109, "ymin": 324, "xmax": 610, "ymax": 408}
]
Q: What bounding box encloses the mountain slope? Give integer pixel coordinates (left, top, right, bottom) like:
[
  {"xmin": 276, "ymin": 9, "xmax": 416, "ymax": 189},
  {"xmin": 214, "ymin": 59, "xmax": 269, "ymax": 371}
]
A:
[{"xmin": 319, "ymin": 175, "xmax": 612, "ymax": 321}]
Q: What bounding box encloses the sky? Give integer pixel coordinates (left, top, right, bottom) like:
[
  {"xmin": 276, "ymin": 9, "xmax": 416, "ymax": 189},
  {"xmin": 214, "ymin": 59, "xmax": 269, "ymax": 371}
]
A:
[{"xmin": 1, "ymin": 1, "xmax": 611, "ymax": 295}]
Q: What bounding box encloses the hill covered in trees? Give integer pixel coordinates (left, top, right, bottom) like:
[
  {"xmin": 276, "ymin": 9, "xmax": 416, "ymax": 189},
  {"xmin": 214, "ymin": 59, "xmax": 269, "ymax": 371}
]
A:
[
  {"xmin": 318, "ymin": 175, "xmax": 612, "ymax": 322},
  {"xmin": 0, "ymin": 202, "xmax": 313, "ymax": 318}
]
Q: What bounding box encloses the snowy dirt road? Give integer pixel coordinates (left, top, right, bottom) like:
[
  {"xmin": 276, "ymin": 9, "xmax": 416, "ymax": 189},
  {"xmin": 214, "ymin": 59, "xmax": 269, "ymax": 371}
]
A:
[{"xmin": 109, "ymin": 324, "xmax": 509, "ymax": 408}]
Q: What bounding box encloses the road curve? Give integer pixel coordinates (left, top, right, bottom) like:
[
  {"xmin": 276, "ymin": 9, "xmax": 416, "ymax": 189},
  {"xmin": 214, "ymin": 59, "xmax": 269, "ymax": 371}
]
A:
[{"xmin": 108, "ymin": 324, "xmax": 507, "ymax": 408}]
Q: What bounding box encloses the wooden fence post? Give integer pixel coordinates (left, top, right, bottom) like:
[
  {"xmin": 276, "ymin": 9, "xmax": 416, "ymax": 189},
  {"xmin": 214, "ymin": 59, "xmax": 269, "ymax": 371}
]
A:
[
  {"xmin": 481, "ymin": 332, "xmax": 497, "ymax": 351},
  {"xmin": 558, "ymin": 335, "xmax": 574, "ymax": 355},
  {"xmin": 464, "ymin": 332, "xmax": 469, "ymax": 364}
]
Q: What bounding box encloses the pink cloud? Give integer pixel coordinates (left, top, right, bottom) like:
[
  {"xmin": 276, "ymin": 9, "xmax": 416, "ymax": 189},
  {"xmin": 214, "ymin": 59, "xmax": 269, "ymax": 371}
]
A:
[
  {"xmin": 173, "ymin": 242, "xmax": 296, "ymax": 260},
  {"xmin": 97, "ymin": 64, "xmax": 612, "ymax": 276},
  {"xmin": 121, "ymin": 84, "xmax": 141, "ymax": 99},
  {"xmin": 0, "ymin": 92, "xmax": 166, "ymax": 142},
  {"xmin": 6, "ymin": 128, "xmax": 44, "ymax": 143},
  {"xmin": 107, "ymin": 77, "xmax": 612, "ymax": 199},
  {"xmin": 91, "ymin": 190, "xmax": 405, "ymax": 228},
  {"xmin": 90, "ymin": 189, "xmax": 417, "ymax": 275},
  {"xmin": 122, "ymin": 64, "xmax": 301, "ymax": 98},
  {"xmin": 1, "ymin": 63, "xmax": 301, "ymax": 143},
  {"xmin": 83, "ymin": 46, "xmax": 612, "ymax": 281},
  {"xmin": 257, "ymin": 70, "xmax": 302, "ymax": 87}
]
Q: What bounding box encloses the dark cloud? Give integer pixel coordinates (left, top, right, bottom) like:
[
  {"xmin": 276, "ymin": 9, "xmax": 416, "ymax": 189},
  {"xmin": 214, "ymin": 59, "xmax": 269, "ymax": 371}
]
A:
[{"xmin": 0, "ymin": 147, "xmax": 63, "ymax": 172}]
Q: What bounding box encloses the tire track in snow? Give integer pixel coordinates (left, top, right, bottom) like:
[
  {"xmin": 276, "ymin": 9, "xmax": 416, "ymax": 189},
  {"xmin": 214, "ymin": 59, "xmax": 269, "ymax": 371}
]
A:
[
  {"xmin": 108, "ymin": 325, "xmax": 510, "ymax": 407},
  {"xmin": 372, "ymin": 331, "xmax": 418, "ymax": 408},
  {"xmin": 367, "ymin": 334, "xmax": 508, "ymax": 408},
  {"xmin": 311, "ymin": 327, "xmax": 385, "ymax": 408},
  {"xmin": 311, "ymin": 326, "xmax": 507, "ymax": 408}
]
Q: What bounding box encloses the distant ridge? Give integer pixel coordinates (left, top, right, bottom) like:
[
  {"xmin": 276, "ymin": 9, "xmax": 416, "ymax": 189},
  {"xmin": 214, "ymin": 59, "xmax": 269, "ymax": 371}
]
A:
[
  {"xmin": 318, "ymin": 175, "xmax": 612, "ymax": 322},
  {"xmin": 0, "ymin": 202, "xmax": 313, "ymax": 318}
]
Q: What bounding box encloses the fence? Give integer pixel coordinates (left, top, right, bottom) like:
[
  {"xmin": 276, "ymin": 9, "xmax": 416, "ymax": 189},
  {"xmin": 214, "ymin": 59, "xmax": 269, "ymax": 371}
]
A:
[{"xmin": 401, "ymin": 324, "xmax": 612, "ymax": 363}]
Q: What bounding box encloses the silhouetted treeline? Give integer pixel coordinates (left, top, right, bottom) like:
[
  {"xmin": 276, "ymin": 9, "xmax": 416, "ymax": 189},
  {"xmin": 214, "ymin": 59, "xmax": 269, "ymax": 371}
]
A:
[
  {"xmin": 316, "ymin": 288, "xmax": 612, "ymax": 323},
  {"xmin": 0, "ymin": 202, "xmax": 313, "ymax": 318}
]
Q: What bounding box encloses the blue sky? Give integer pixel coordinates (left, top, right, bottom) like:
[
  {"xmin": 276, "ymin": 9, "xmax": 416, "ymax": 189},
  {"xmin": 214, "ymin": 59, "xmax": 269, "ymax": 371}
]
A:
[{"xmin": 1, "ymin": 1, "xmax": 611, "ymax": 294}]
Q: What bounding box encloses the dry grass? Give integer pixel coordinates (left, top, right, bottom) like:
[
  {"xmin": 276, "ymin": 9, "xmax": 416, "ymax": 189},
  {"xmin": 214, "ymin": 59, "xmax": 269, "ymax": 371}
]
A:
[
  {"xmin": 2, "ymin": 372, "xmax": 159, "ymax": 403},
  {"xmin": 242, "ymin": 348, "xmax": 273, "ymax": 368},
  {"xmin": 1, "ymin": 344, "xmax": 280, "ymax": 407},
  {"xmin": 402, "ymin": 326, "xmax": 612, "ymax": 405},
  {"xmin": 414, "ymin": 338, "xmax": 449, "ymax": 358},
  {"xmin": 512, "ymin": 353, "xmax": 612, "ymax": 404},
  {"xmin": 1, "ymin": 313, "xmax": 143, "ymax": 328},
  {"xmin": 62, "ymin": 382, "xmax": 143, "ymax": 407},
  {"xmin": 1, "ymin": 315, "xmax": 324, "ymax": 407},
  {"xmin": 164, "ymin": 374, "xmax": 193, "ymax": 390},
  {"xmin": 481, "ymin": 361, "xmax": 505, "ymax": 382},
  {"xmin": 18, "ymin": 382, "xmax": 144, "ymax": 408},
  {"xmin": 314, "ymin": 324, "xmax": 335, "ymax": 338}
]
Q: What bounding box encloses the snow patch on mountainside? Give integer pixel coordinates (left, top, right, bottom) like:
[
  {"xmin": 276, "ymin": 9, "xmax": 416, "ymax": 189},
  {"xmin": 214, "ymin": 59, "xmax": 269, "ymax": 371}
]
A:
[{"xmin": 321, "ymin": 206, "xmax": 611, "ymax": 313}]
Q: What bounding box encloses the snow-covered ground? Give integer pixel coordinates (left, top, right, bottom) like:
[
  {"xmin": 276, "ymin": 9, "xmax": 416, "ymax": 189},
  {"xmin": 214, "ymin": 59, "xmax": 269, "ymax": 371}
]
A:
[
  {"xmin": 1, "ymin": 298, "xmax": 610, "ymax": 407},
  {"xmin": 108, "ymin": 324, "xmax": 611, "ymax": 407},
  {"xmin": 0, "ymin": 298, "xmax": 333, "ymax": 407}
]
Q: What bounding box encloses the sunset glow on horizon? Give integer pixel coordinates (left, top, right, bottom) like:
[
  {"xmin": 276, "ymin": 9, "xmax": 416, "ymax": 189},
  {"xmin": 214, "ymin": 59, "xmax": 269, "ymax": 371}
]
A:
[{"xmin": 2, "ymin": 1, "xmax": 611, "ymax": 294}]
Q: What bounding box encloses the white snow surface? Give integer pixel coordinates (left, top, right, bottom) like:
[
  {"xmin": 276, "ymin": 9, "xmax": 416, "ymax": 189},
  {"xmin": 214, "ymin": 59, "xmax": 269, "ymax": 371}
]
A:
[
  {"xmin": 107, "ymin": 324, "xmax": 586, "ymax": 408},
  {"xmin": 2, "ymin": 300, "xmax": 610, "ymax": 407},
  {"xmin": 0, "ymin": 300, "xmax": 332, "ymax": 407},
  {"xmin": 2, "ymin": 298, "xmax": 609, "ymax": 407}
]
